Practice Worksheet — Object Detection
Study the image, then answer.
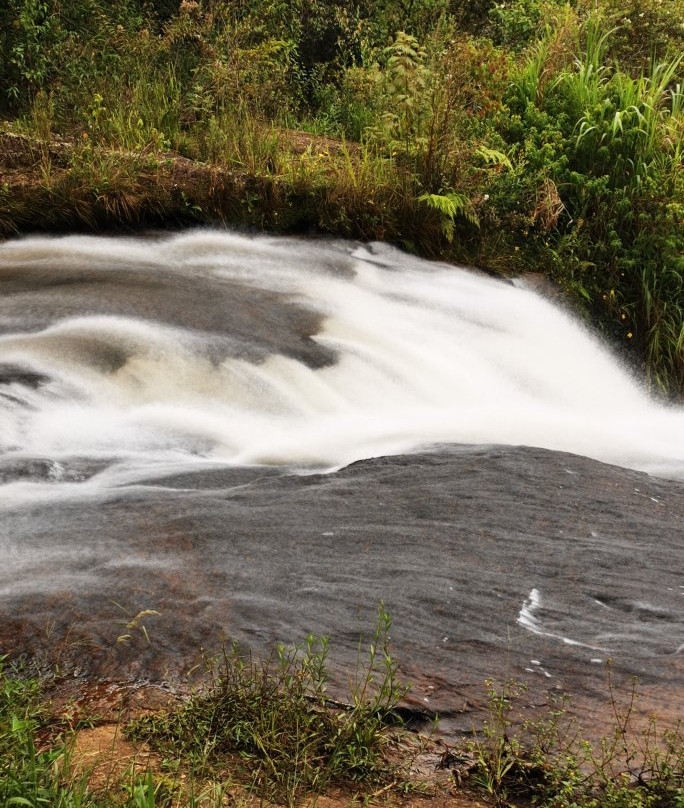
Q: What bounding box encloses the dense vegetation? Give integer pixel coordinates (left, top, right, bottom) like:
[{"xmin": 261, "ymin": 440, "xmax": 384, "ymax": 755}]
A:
[{"xmin": 0, "ymin": 0, "xmax": 682, "ymax": 394}]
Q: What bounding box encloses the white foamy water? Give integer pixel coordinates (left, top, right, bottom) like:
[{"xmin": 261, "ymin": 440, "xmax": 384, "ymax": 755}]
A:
[{"xmin": 0, "ymin": 229, "xmax": 682, "ymax": 494}]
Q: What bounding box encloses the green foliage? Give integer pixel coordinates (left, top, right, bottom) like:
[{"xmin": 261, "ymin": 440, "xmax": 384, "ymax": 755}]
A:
[
  {"xmin": 361, "ymin": 31, "xmax": 431, "ymax": 158},
  {"xmin": 2, "ymin": 633, "xmax": 684, "ymax": 808},
  {"xmin": 489, "ymin": 0, "xmax": 567, "ymax": 50},
  {"xmin": 467, "ymin": 681, "xmax": 529, "ymax": 804},
  {"xmin": 590, "ymin": 0, "xmax": 684, "ymax": 71},
  {"xmin": 0, "ymin": 656, "xmax": 92, "ymax": 808},
  {"xmin": 128, "ymin": 604, "xmax": 407, "ymax": 806},
  {"xmin": 464, "ymin": 677, "xmax": 684, "ymax": 808},
  {"xmin": 3, "ymin": 0, "xmax": 63, "ymax": 104},
  {"xmin": 419, "ymin": 192, "xmax": 479, "ymax": 241},
  {"xmin": 0, "ymin": 616, "xmax": 408, "ymax": 808},
  {"xmin": 384, "ymin": 31, "xmax": 429, "ymax": 146},
  {"xmin": 475, "ymin": 146, "xmax": 513, "ymax": 169},
  {"xmin": 496, "ymin": 19, "xmax": 684, "ymax": 394}
]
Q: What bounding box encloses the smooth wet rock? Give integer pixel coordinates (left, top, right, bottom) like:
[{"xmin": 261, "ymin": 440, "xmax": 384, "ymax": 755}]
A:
[{"xmin": 1, "ymin": 446, "xmax": 682, "ymax": 735}]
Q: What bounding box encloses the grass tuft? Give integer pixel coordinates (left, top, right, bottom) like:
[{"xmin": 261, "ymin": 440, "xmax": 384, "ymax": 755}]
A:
[
  {"xmin": 127, "ymin": 604, "xmax": 407, "ymax": 806},
  {"xmin": 459, "ymin": 674, "xmax": 684, "ymax": 808}
]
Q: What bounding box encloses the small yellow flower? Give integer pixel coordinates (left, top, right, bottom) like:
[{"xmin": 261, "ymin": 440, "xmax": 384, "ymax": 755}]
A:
[
  {"xmin": 514, "ymin": 246, "xmax": 520, "ymax": 251},
  {"xmin": 627, "ymin": 332, "xmax": 633, "ymax": 339}
]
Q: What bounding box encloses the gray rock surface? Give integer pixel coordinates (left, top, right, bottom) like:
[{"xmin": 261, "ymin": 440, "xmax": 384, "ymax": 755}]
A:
[{"xmin": 1, "ymin": 445, "xmax": 682, "ymax": 733}]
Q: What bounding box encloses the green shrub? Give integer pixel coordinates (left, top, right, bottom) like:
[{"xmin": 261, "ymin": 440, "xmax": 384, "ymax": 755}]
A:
[
  {"xmin": 587, "ymin": 0, "xmax": 684, "ymax": 71},
  {"xmin": 492, "ymin": 18, "xmax": 684, "ymax": 393}
]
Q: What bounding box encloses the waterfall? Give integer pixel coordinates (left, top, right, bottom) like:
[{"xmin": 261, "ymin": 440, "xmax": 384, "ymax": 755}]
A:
[
  {"xmin": 1, "ymin": 230, "xmax": 683, "ymax": 725},
  {"xmin": 1, "ymin": 230, "xmax": 682, "ymax": 493}
]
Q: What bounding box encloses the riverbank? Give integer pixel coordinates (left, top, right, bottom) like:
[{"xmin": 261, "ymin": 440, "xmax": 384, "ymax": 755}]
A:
[
  {"xmin": 4, "ymin": 633, "xmax": 683, "ymax": 808},
  {"xmin": 1, "ymin": 661, "xmax": 484, "ymax": 808},
  {"xmin": 1, "ymin": 127, "xmax": 359, "ymax": 235}
]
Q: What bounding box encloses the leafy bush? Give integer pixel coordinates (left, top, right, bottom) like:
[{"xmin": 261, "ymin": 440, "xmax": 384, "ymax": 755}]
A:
[
  {"xmin": 590, "ymin": 0, "xmax": 684, "ymax": 71},
  {"xmin": 493, "ymin": 20, "xmax": 684, "ymax": 393},
  {"xmin": 489, "ymin": 0, "xmax": 568, "ymax": 50}
]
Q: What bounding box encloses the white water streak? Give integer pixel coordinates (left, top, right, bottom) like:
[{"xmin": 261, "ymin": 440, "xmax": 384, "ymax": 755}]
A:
[{"xmin": 517, "ymin": 588, "xmax": 604, "ymax": 651}]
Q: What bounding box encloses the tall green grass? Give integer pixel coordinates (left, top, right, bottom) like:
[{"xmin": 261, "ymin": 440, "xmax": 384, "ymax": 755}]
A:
[
  {"xmin": 462, "ymin": 677, "xmax": 684, "ymax": 808},
  {"xmin": 2, "ymin": 631, "xmax": 684, "ymax": 807},
  {"xmin": 502, "ymin": 20, "xmax": 683, "ymax": 394},
  {"xmin": 0, "ymin": 610, "xmax": 411, "ymax": 808},
  {"xmin": 0, "ymin": 655, "xmax": 93, "ymax": 807}
]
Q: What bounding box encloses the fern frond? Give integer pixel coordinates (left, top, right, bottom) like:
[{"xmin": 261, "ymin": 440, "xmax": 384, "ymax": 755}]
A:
[
  {"xmin": 474, "ymin": 146, "xmax": 513, "ymax": 170},
  {"xmin": 418, "ymin": 192, "xmax": 480, "ymax": 240}
]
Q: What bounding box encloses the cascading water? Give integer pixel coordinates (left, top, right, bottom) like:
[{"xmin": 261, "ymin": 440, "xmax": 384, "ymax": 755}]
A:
[
  {"xmin": 1, "ymin": 230, "xmax": 682, "ymax": 730},
  {"xmin": 0, "ymin": 229, "xmax": 682, "ymax": 494}
]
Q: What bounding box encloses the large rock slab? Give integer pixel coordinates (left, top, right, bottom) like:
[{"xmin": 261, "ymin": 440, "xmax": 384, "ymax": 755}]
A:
[{"xmin": 1, "ymin": 445, "xmax": 682, "ymax": 734}]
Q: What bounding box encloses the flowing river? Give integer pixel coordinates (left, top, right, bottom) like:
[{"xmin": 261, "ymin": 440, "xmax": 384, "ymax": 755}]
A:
[{"xmin": 1, "ymin": 230, "xmax": 682, "ymax": 731}]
